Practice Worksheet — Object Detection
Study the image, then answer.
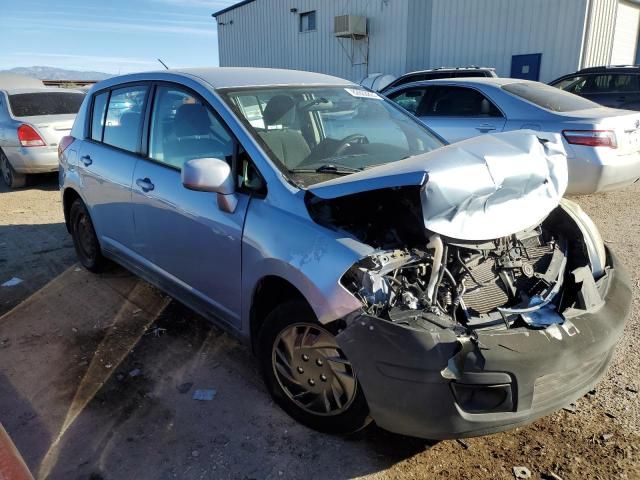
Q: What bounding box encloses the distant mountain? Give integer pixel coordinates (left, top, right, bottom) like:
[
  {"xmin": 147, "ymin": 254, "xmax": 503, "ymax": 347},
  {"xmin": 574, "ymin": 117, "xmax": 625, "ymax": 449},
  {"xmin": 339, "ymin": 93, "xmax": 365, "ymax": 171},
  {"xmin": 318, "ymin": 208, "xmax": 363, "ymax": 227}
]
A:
[{"xmin": 0, "ymin": 66, "xmax": 112, "ymax": 81}]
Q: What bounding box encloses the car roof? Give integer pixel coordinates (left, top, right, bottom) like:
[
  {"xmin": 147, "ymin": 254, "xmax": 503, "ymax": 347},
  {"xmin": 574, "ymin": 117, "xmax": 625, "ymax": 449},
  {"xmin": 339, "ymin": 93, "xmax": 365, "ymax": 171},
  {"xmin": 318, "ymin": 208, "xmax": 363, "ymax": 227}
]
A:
[
  {"xmin": 389, "ymin": 77, "xmax": 528, "ymax": 89},
  {"xmin": 2, "ymin": 87, "xmax": 85, "ymax": 95},
  {"xmin": 576, "ymin": 65, "xmax": 639, "ymax": 74},
  {"xmin": 115, "ymin": 67, "xmax": 354, "ymax": 89},
  {"xmin": 399, "ymin": 66, "xmax": 495, "ymax": 76},
  {"xmin": 0, "ymin": 73, "xmax": 46, "ymax": 91},
  {"xmin": 177, "ymin": 67, "xmax": 355, "ymax": 88}
]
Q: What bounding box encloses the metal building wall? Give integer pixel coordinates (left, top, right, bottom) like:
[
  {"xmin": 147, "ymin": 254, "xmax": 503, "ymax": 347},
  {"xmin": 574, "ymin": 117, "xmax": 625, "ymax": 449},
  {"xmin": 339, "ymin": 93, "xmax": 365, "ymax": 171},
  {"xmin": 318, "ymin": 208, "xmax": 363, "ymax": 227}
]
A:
[
  {"xmin": 216, "ymin": 0, "xmax": 620, "ymax": 84},
  {"xmin": 581, "ymin": 0, "xmax": 618, "ymax": 67},
  {"xmin": 216, "ymin": 0, "xmax": 411, "ymax": 82},
  {"xmin": 405, "ymin": 0, "xmax": 434, "ymax": 72},
  {"xmin": 407, "ymin": 0, "xmax": 590, "ymax": 82}
]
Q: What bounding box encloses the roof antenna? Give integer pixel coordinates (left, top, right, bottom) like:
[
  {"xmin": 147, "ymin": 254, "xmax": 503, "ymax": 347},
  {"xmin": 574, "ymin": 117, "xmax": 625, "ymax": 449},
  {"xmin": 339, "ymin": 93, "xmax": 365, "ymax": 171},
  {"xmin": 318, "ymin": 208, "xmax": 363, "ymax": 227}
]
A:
[{"xmin": 157, "ymin": 58, "xmax": 169, "ymax": 70}]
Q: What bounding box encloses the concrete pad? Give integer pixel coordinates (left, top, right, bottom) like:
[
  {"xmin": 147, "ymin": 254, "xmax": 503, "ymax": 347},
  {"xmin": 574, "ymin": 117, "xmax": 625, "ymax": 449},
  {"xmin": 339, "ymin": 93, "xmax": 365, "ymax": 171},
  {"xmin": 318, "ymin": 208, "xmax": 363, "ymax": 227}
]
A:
[
  {"xmin": 0, "ymin": 266, "xmax": 420, "ymax": 479},
  {"xmin": 0, "ymin": 266, "xmax": 169, "ymax": 478}
]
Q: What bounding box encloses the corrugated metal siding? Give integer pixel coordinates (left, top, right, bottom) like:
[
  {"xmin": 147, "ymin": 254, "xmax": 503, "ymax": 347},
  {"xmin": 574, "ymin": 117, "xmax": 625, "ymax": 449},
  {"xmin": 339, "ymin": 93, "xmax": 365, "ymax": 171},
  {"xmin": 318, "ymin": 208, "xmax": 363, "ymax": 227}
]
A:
[
  {"xmin": 405, "ymin": 0, "xmax": 433, "ymax": 72},
  {"xmin": 216, "ymin": 0, "xmax": 410, "ymax": 82},
  {"xmin": 416, "ymin": 0, "xmax": 589, "ymax": 82},
  {"xmin": 217, "ymin": 0, "xmax": 610, "ymax": 84},
  {"xmin": 581, "ymin": 0, "xmax": 618, "ymax": 67}
]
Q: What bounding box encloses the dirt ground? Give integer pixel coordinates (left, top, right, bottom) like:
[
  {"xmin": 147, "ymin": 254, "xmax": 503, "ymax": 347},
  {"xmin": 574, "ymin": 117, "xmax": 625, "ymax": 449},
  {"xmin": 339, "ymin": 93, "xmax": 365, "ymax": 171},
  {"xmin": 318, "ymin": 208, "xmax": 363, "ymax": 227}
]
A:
[{"xmin": 0, "ymin": 175, "xmax": 639, "ymax": 480}]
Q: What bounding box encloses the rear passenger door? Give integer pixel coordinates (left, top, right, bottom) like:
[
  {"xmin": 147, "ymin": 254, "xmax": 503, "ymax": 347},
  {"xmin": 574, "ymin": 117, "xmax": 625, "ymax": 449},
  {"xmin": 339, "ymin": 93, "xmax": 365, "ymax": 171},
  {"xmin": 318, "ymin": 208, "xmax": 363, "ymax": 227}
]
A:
[
  {"xmin": 78, "ymin": 84, "xmax": 149, "ymax": 253},
  {"xmin": 131, "ymin": 84, "xmax": 250, "ymax": 328},
  {"xmin": 415, "ymin": 85, "xmax": 506, "ymax": 143}
]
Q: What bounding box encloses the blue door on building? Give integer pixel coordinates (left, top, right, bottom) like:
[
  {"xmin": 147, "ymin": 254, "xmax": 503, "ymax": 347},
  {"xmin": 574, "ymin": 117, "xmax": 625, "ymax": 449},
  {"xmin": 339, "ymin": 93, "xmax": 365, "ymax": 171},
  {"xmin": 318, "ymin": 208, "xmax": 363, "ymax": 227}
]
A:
[{"xmin": 510, "ymin": 54, "xmax": 542, "ymax": 81}]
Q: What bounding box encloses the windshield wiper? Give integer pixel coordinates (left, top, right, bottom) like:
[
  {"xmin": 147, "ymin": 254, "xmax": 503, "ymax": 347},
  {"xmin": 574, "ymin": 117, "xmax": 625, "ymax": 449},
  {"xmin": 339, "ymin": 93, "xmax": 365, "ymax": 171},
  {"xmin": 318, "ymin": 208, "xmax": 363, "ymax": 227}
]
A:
[{"xmin": 290, "ymin": 163, "xmax": 362, "ymax": 174}]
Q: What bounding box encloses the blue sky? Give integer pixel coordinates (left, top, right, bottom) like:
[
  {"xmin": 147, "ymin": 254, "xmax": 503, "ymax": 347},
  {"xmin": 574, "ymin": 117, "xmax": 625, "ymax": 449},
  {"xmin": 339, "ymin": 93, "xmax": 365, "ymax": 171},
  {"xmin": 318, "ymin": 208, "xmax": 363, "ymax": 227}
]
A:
[{"xmin": 0, "ymin": 0, "xmax": 238, "ymax": 73}]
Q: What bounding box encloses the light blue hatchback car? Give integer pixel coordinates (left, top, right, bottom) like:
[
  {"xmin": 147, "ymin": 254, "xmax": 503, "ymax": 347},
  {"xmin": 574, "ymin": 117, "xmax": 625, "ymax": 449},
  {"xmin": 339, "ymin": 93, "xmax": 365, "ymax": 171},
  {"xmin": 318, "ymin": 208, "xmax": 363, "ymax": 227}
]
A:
[{"xmin": 59, "ymin": 68, "xmax": 631, "ymax": 440}]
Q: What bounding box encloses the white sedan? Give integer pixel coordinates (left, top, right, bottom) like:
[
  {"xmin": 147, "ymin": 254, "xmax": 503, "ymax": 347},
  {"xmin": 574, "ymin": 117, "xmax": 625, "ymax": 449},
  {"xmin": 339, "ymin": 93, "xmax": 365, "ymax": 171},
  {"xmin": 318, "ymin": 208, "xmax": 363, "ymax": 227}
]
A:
[{"xmin": 384, "ymin": 78, "xmax": 640, "ymax": 194}]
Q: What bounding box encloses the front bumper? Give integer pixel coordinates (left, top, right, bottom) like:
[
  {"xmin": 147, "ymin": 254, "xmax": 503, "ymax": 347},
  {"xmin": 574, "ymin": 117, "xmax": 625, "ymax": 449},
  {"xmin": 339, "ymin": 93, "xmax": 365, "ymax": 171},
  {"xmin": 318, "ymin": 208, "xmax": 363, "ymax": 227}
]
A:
[
  {"xmin": 4, "ymin": 146, "xmax": 59, "ymax": 174},
  {"xmin": 336, "ymin": 252, "xmax": 632, "ymax": 439}
]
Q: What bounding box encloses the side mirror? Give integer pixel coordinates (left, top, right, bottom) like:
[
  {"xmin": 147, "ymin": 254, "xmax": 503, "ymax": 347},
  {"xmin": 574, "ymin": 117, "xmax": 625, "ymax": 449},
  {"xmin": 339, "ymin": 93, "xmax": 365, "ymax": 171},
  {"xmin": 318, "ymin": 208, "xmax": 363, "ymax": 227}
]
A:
[{"xmin": 182, "ymin": 157, "xmax": 238, "ymax": 213}]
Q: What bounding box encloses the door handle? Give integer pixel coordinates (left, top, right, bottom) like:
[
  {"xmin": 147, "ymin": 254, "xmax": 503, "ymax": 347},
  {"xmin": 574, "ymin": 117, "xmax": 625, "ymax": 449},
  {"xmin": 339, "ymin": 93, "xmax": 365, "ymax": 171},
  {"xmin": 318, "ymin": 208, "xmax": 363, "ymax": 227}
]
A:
[
  {"xmin": 476, "ymin": 124, "xmax": 497, "ymax": 133},
  {"xmin": 136, "ymin": 177, "xmax": 155, "ymax": 192},
  {"xmin": 80, "ymin": 155, "xmax": 92, "ymax": 166}
]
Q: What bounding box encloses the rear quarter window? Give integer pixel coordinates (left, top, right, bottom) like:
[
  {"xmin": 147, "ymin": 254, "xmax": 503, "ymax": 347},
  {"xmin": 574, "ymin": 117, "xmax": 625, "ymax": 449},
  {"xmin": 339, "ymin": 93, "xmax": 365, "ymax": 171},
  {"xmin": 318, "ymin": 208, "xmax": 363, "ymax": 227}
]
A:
[
  {"xmin": 90, "ymin": 92, "xmax": 109, "ymax": 142},
  {"xmin": 502, "ymin": 82, "xmax": 599, "ymax": 112},
  {"xmin": 8, "ymin": 92, "xmax": 84, "ymax": 117}
]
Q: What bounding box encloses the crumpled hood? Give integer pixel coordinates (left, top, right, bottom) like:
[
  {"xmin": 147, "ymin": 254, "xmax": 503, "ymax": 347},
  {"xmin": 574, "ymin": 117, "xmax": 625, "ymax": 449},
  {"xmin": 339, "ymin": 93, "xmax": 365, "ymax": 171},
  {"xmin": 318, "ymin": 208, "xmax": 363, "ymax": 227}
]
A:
[{"xmin": 308, "ymin": 131, "xmax": 568, "ymax": 241}]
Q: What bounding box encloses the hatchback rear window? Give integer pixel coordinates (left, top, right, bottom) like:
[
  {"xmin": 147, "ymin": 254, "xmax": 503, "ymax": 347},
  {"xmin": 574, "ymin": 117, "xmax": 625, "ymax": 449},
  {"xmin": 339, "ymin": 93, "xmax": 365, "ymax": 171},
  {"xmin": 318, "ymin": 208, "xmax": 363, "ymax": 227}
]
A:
[
  {"xmin": 8, "ymin": 92, "xmax": 84, "ymax": 117},
  {"xmin": 502, "ymin": 82, "xmax": 599, "ymax": 112}
]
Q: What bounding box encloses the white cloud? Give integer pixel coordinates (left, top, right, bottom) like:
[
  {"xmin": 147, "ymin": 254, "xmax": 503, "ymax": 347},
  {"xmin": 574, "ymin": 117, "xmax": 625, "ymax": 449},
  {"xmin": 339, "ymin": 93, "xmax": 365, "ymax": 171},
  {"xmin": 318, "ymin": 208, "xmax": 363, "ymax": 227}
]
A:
[{"xmin": 0, "ymin": 17, "xmax": 217, "ymax": 37}]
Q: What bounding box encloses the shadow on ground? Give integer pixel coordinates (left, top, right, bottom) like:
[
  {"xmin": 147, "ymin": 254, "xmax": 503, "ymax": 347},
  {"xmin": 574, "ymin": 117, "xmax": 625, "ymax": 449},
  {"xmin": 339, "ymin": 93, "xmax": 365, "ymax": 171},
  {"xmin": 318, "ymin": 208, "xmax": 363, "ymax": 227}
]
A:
[
  {"xmin": 0, "ymin": 265, "xmax": 433, "ymax": 480},
  {"xmin": 0, "ymin": 172, "xmax": 59, "ymax": 194},
  {"xmin": 0, "ymin": 223, "xmax": 75, "ymax": 315}
]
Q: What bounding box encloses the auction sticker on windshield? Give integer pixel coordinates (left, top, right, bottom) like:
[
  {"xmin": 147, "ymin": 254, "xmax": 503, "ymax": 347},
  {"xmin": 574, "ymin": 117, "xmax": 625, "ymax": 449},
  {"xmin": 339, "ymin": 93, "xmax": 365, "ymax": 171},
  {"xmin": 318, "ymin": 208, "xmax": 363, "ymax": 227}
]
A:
[{"xmin": 344, "ymin": 88, "xmax": 382, "ymax": 100}]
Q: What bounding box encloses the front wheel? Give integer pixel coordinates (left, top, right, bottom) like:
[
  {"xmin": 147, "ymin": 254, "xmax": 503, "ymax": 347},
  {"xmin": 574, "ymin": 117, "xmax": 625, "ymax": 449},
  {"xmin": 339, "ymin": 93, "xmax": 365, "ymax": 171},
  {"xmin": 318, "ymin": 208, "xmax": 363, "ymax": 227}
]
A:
[
  {"xmin": 257, "ymin": 300, "xmax": 370, "ymax": 434},
  {"xmin": 69, "ymin": 199, "xmax": 106, "ymax": 272}
]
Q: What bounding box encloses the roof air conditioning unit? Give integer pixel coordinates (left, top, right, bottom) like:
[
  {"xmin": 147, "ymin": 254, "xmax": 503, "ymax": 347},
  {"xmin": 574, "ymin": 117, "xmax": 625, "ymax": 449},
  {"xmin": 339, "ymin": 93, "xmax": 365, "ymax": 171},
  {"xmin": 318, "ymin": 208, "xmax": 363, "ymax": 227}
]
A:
[{"xmin": 334, "ymin": 15, "xmax": 367, "ymax": 38}]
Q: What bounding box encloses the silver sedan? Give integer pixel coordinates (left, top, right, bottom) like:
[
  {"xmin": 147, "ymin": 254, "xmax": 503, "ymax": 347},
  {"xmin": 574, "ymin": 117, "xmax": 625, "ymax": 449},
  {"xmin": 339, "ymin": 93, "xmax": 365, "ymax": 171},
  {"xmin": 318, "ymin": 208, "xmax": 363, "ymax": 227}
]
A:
[
  {"xmin": 0, "ymin": 85, "xmax": 84, "ymax": 188},
  {"xmin": 384, "ymin": 78, "xmax": 640, "ymax": 195}
]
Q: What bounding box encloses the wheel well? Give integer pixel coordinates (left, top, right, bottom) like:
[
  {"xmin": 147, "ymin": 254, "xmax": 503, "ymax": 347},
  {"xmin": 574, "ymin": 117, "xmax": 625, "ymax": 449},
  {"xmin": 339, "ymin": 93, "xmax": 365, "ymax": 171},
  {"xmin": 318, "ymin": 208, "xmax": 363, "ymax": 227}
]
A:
[
  {"xmin": 250, "ymin": 276, "xmax": 309, "ymax": 351},
  {"xmin": 62, "ymin": 188, "xmax": 81, "ymax": 232}
]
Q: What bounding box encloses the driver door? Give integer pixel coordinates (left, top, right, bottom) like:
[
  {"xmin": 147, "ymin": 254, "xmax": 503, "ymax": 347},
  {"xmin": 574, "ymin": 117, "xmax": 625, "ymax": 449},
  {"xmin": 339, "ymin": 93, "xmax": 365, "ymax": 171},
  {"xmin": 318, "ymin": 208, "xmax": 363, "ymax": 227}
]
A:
[{"xmin": 132, "ymin": 84, "xmax": 249, "ymax": 328}]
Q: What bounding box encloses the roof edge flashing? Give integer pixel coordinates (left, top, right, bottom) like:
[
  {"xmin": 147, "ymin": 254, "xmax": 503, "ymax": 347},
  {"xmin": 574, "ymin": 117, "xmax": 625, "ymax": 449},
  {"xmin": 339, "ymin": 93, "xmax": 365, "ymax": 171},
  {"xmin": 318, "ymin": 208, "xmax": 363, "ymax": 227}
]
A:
[{"xmin": 212, "ymin": 0, "xmax": 256, "ymax": 18}]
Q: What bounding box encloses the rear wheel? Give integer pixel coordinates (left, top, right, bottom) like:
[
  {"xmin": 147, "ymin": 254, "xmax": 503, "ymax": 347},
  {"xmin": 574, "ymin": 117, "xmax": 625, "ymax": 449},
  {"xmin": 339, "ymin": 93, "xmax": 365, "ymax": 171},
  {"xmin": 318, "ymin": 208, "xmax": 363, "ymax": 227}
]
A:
[
  {"xmin": 258, "ymin": 300, "xmax": 370, "ymax": 434},
  {"xmin": 1, "ymin": 150, "xmax": 26, "ymax": 188},
  {"xmin": 69, "ymin": 198, "xmax": 105, "ymax": 272}
]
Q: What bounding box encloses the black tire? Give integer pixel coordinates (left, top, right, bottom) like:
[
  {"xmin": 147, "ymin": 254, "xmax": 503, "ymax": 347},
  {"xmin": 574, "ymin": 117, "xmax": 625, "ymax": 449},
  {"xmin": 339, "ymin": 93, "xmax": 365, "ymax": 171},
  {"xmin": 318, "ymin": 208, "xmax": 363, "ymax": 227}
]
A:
[
  {"xmin": 69, "ymin": 198, "xmax": 106, "ymax": 273},
  {"xmin": 1, "ymin": 150, "xmax": 26, "ymax": 188},
  {"xmin": 257, "ymin": 300, "xmax": 370, "ymax": 435}
]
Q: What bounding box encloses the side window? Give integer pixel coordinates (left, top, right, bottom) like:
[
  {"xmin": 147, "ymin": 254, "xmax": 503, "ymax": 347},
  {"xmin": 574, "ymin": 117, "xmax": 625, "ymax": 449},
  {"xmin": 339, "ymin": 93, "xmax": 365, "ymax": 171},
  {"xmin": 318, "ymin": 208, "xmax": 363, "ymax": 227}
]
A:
[
  {"xmin": 148, "ymin": 86, "xmax": 233, "ymax": 170},
  {"xmin": 300, "ymin": 11, "xmax": 316, "ymax": 32},
  {"xmin": 103, "ymin": 85, "xmax": 148, "ymax": 153},
  {"xmin": 583, "ymin": 74, "xmax": 613, "ymax": 93},
  {"xmin": 610, "ymin": 74, "xmax": 639, "ymax": 92},
  {"xmin": 387, "ymin": 88, "xmax": 427, "ymax": 115},
  {"xmin": 238, "ymin": 146, "xmax": 266, "ymax": 194},
  {"xmin": 554, "ymin": 75, "xmax": 587, "ymax": 94},
  {"xmin": 90, "ymin": 91, "xmax": 108, "ymax": 141},
  {"xmin": 424, "ymin": 86, "xmax": 502, "ymax": 117}
]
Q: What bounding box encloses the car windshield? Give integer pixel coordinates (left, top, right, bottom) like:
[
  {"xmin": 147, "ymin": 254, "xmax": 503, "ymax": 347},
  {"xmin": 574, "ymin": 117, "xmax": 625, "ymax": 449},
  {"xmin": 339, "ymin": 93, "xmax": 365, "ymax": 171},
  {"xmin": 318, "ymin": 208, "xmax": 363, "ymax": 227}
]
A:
[
  {"xmin": 221, "ymin": 86, "xmax": 444, "ymax": 186},
  {"xmin": 502, "ymin": 82, "xmax": 600, "ymax": 112},
  {"xmin": 8, "ymin": 91, "xmax": 84, "ymax": 117}
]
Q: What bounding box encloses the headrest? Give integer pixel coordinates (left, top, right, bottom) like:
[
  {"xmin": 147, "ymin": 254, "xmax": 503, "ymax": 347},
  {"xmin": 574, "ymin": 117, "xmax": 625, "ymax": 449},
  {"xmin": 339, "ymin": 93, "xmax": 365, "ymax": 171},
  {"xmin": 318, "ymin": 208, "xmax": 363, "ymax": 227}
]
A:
[
  {"xmin": 174, "ymin": 103, "xmax": 211, "ymax": 137},
  {"xmin": 263, "ymin": 95, "xmax": 295, "ymax": 126},
  {"xmin": 480, "ymin": 98, "xmax": 490, "ymax": 114},
  {"xmin": 119, "ymin": 112, "xmax": 140, "ymax": 130}
]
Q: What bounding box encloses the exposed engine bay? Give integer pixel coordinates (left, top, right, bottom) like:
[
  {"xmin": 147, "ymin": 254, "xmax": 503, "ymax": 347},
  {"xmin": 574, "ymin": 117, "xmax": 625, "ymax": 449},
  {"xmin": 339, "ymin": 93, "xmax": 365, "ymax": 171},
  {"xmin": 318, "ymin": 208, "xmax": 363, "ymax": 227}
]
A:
[
  {"xmin": 304, "ymin": 133, "xmax": 607, "ymax": 332},
  {"xmin": 342, "ymin": 225, "xmax": 568, "ymax": 330}
]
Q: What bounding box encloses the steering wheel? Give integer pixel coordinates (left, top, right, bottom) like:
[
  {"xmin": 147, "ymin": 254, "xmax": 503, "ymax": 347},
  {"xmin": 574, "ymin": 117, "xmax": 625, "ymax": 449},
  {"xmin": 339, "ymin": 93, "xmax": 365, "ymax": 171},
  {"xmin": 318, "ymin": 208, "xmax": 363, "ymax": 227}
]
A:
[{"xmin": 334, "ymin": 134, "xmax": 369, "ymax": 157}]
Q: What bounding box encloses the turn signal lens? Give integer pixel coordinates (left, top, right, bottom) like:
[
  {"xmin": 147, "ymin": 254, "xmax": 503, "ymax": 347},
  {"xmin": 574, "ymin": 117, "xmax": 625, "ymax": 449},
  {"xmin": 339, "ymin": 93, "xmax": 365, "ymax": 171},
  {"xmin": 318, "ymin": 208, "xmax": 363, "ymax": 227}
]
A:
[
  {"xmin": 17, "ymin": 124, "xmax": 46, "ymax": 147},
  {"xmin": 562, "ymin": 130, "xmax": 617, "ymax": 148}
]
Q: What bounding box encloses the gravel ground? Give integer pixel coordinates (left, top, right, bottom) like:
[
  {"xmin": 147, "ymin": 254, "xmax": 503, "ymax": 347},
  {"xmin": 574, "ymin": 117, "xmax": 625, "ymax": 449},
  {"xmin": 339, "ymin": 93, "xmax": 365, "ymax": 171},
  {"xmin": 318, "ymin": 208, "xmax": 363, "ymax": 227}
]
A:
[{"xmin": 0, "ymin": 175, "xmax": 638, "ymax": 479}]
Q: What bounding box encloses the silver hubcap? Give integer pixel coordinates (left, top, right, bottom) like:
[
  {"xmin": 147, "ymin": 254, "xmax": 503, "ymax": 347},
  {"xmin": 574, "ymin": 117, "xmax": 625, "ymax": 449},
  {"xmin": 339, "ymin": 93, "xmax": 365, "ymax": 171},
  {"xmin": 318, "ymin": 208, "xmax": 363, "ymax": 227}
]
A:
[{"xmin": 272, "ymin": 323, "xmax": 357, "ymax": 416}]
